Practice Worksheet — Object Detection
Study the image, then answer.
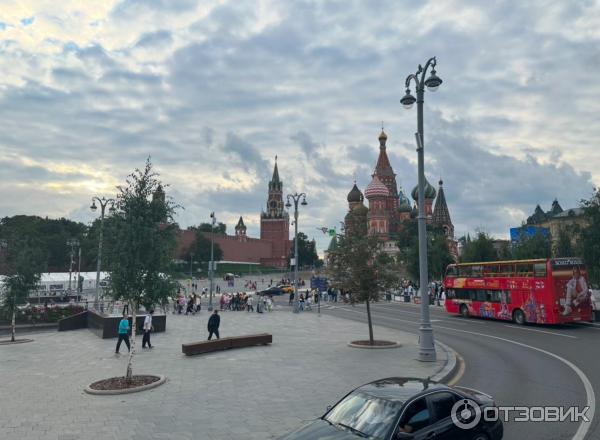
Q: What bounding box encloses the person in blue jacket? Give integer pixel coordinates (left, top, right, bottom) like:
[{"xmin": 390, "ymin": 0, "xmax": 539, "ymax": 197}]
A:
[{"xmin": 115, "ymin": 313, "xmax": 131, "ymax": 354}]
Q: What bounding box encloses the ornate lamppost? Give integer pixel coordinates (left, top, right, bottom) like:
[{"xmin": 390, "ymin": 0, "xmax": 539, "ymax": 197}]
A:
[
  {"xmin": 91, "ymin": 196, "xmax": 115, "ymax": 308},
  {"xmin": 285, "ymin": 193, "xmax": 307, "ymax": 313},
  {"xmin": 400, "ymin": 56, "xmax": 443, "ymax": 362}
]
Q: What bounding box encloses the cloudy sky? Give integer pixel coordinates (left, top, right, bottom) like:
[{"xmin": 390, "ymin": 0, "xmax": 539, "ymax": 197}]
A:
[{"xmin": 1, "ymin": 0, "xmax": 599, "ymax": 254}]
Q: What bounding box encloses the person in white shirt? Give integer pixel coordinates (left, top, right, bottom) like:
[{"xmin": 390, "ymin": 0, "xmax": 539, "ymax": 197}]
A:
[{"xmin": 142, "ymin": 309, "xmax": 154, "ymax": 349}]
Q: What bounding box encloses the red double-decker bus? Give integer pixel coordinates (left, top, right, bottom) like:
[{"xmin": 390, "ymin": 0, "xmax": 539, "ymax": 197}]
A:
[{"xmin": 444, "ymin": 258, "xmax": 593, "ymax": 324}]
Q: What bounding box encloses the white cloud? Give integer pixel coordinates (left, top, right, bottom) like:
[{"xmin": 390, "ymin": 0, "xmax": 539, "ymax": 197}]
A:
[{"xmin": 0, "ymin": 0, "xmax": 598, "ymax": 254}]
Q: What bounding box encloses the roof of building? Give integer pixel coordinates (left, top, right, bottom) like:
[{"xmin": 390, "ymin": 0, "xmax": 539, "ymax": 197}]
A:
[
  {"xmin": 398, "ymin": 189, "xmax": 412, "ymax": 212},
  {"xmin": 347, "ymin": 183, "xmax": 364, "ymax": 203},
  {"xmin": 374, "ymin": 130, "xmax": 395, "ymax": 178},
  {"xmin": 432, "ymin": 179, "xmax": 452, "ymax": 226},
  {"xmin": 327, "ymin": 234, "xmax": 338, "ymax": 252},
  {"xmin": 411, "ymin": 177, "xmax": 437, "ymax": 201},
  {"xmin": 365, "ymin": 175, "xmax": 390, "ymax": 198},
  {"xmin": 235, "ymin": 216, "xmax": 246, "ymax": 229},
  {"xmin": 526, "ymin": 200, "xmax": 582, "ymax": 225},
  {"xmin": 271, "ymin": 157, "xmax": 280, "ymax": 183}
]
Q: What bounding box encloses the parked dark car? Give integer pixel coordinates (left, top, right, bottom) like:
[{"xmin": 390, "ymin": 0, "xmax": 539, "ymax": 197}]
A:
[
  {"xmin": 259, "ymin": 286, "xmax": 285, "ymax": 296},
  {"xmin": 279, "ymin": 377, "xmax": 503, "ymax": 440}
]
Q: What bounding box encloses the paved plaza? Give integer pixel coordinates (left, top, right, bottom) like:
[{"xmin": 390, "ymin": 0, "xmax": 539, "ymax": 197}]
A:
[{"xmin": 0, "ymin": 303, "xmax": 451, "ymax": 440}]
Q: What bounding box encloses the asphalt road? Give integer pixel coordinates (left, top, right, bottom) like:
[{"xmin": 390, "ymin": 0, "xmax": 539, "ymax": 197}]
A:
[{"xmin": 318, "ymin": 300, "xmax": 599, "ymax": 440}]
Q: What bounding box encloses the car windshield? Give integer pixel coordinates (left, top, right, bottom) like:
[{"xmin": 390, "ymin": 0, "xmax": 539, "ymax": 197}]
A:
[{"xmin": 324, "ymin": 391, "xmax": 403, "ymax": 439}]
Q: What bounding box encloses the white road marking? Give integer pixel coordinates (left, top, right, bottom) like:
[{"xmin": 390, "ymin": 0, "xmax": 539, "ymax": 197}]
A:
[
  {"xmin": 329, "ymin": 306, "xmax": 595, "ymax": 440},
  {"xmin": 503, "ymin": 324, "xmax": 577, "ymax": 338}
]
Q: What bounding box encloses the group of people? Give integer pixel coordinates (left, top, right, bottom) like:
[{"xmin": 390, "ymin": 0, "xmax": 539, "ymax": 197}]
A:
[
  {"xmin": 219, "ymin": 292, "xmax": 274, "ymax": 313},
  {"xmin": 172, "ymin": 293, "xmax": 202, "ymax": 315}
]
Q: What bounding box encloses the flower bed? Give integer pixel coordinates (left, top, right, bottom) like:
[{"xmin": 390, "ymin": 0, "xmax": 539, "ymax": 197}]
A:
[{"xmin": 0, "ymin": 304, "xmax": 85, "ymax": 324}]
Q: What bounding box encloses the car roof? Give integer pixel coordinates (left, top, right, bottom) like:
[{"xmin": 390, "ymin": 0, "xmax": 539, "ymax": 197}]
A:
[{"xmin": 354, "ymin": 377, "xmax": 448, "ymax": 402}]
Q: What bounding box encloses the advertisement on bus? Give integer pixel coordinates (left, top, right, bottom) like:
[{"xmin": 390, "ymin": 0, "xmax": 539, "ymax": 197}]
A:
[{"xmin": 551, "ymin": 258, "xmax": 592, "ymax": 321}]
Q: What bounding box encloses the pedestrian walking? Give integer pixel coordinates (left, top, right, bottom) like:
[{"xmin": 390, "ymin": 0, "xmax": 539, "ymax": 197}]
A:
[
  {"xmin": 115, "ymin": 313, "xmax": 130, "ymax": 354},
  {"xmin": 142, "ymin": 309, "xmax": 154, "ymax": 349},
  {"xmin": 247, "ymin": 295, "xmax": 254, "ymax": 312},
  {"xmin": 288, "ymin": 291, "xmax": 294, "ymax": 306},
  {"xmin": 207, "ymin": 310, "xmax": 220, "ymax": 340}
]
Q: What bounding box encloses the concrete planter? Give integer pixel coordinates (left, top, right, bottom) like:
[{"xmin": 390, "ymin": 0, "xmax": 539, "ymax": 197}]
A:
[{"xmin": 84, "ymin": 374, "xmax": 166, "ymax": 395}]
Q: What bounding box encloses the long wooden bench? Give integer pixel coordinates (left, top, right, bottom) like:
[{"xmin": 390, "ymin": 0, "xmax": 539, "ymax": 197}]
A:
[{"xmin": 182, "ymin": 333, "xmax": 272, "ymax": 356}]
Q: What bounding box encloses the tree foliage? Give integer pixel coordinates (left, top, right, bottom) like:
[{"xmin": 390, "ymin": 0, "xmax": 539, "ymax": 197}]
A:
[
  {"xmin": 1, "ymin": 236, "xmax": 45, "ymax": 341},
  {"xmin": 327, "ymin": 209, "xmax": 399, "ymax": 344},
  {"xmin": 103, "ymin": 158, "xmax": 179, "ymax": 379},
  {"xmin": 196, "ymin": 222, "xmax": 227, "ymax": 235},
  {"xmin": 581, "ymin": 189, "xmax": 600, "ymax": 286},
  {"xmin": 193, "ymin": 231, "xmax": 224, "ymax": 265},
  {"xmin": 289, "ymin": 232, "xmax": 321, "ymax": 268},
  {"xmin": 0, "ymin": 215, "xmax": 96, "ymax": 273},
  {"xmin": 397, "ymin": 220, "xmax": 454, "ymax": 281},
  {"xmin": 554, "ymin": 226, "xmax": 575, "ymax": 258},
  {"xmin": 512, "ymin": 231, "xmax": 552, "ymax": 260},
  {"xmin": 460, "ymin": 231, "xmax": 498, "ymax": 263}
]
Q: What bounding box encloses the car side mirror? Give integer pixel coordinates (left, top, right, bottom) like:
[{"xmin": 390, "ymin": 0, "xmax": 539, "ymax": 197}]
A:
[{"xmin": 395, "ymin": 432, "xmax": 414, "ymax": 440}]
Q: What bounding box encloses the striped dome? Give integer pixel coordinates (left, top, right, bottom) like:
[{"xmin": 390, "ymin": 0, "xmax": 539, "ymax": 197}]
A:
[{"xmin": 365, "ymin": 176, "xmax": 390, "ymax": 199}]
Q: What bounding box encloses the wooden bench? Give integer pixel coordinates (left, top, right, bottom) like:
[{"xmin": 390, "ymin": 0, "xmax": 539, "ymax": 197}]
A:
[{"xmin": 182, "ymin": 333, "xmax": 272, "ymax": 356}]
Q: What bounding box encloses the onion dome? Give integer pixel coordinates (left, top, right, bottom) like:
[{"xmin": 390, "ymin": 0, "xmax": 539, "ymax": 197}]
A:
[
  {"xmin": 347, "ymin": 183, "xmax": 364, "ymax": 203},
  {"xmin": 411, "ymin": 177, "xmax": 437, "ymax": 201},
  {"xmin": 398, "ymin": 189, "xmax": 412, "ymax": 213},
  {"xmin": 365, "ymin": 176, "xmax": 390, "ymax": 199},
  {"xmin": 378, "ymin": 129, "xmax": 388, "ymax": 144}
]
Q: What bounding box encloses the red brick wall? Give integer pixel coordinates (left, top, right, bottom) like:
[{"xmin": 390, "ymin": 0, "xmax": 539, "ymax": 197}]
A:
[{"xmin": 175, "ymin": 229, "xmax": 274, "ymax": 265}]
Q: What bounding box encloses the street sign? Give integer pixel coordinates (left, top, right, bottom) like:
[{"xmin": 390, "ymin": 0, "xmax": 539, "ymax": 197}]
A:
[{"xmin": 290, "ymin": 258, "xmax": 296, "ymax": 266}]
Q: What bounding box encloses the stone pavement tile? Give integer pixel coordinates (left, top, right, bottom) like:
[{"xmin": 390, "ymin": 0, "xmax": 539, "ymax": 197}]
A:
[{"xmin": 0, "ymin": 308, "xmax": 448, "ymax": 440}]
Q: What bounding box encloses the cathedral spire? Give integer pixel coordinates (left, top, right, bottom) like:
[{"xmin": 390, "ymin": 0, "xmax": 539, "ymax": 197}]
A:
[
  {"xmin": 432, "ymin": 179, "xmax": 452, "ymax": 230},
  {"xmin": 272, "ymin": 155, "xmax": 280, "ymax": 183}
]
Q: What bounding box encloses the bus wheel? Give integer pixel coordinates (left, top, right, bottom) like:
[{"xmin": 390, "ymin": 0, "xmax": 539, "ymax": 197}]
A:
[
  {"xmin": 460, "ymin": 304, "xmax": 469, "ymax": 318},
  {"xmin": 513, "ymin": 309, "xmax": 526, "ymax": 325}
]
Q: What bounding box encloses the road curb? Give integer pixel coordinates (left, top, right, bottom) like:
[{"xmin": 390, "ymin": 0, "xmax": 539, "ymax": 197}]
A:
[{"xmin": 430, "ymin": 340, "xmax": 461, "ymax": 384}]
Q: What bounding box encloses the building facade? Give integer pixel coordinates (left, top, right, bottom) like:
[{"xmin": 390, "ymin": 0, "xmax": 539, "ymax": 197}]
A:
[
  {"xmin": 174, "ymin": 159, "xmax": 291, "ymax": 268},
  {"xmin": 342, "ymin": 129, "xmax": 457, "ymax": 260}
]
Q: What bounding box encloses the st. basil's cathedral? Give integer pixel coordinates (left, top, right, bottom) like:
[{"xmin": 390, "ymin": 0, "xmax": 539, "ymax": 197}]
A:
[{"xmin": 341, "ymin": 129, "xmax": 458, "ymax": 260}]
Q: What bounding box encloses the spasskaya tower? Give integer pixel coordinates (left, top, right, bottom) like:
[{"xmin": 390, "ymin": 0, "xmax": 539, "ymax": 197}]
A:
[{"xmin": 260, "ymin": 157, "xmax": 291, "ymax": 267}]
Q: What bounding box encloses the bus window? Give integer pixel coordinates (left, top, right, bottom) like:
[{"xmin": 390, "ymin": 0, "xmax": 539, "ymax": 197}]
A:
[
  {"xmin": 498, "ymin": 264, "xmax": 515, "ymax": 277},
  {"xmin": 447, "ymin": 289, "xmax": 456, "ymax": 299},
  {"xmin": 534, "ymin": 263, "xmax": 547, "ymax": 278},
  {"xmin": 476, "ymin": 290, "xmax": 487, "ymax": 302},
  {"xmin": 483, "ymin": 265, "xmax": 499, "ymax": 277},
  {"xmin": 516, "ymin": 264, "xmax": 533, "ymax": 277},
  {"xmin": 503, "ymin": 290, "xmax": 512, "ymax": 304},
  {"xmin": 471, "ymin": 266, "xmax": 483, "ymax": 277},
  {"xmin": 446, "ymin": 266, "xmax": 458, "ymax": 277}
]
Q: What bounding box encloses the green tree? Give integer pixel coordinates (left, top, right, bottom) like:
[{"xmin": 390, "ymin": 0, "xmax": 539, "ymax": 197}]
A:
[
  {"xmin": 554, "ymin": 226, "xmax": 574, "ymax": 258},
  {"xmin": 581, "ymin": 189, "xmax": 600, "ymax": 286},
  {"xmin": 289, "ymin": 232, "xmax": 320, "ymax": 268},
  {"xmin": 1, "ymin": 236, "xmax": 45, "ymax": 342},
  {"xmin": 327, "ymin": 210, "xmax": 399, "ymax": 345},
  {"xmin": 513, "ymin": 231, "xmax": 552, "ymax": 260},
  {"xmin": 103, "ymin": 159, "xmax": 179, "ymax": 381},
  {"xmin": 193, "ymin": 231, "xmax": 223, "ymax": 268},
  {"xmin": 460, "ymin": 231, "xmax": 497, "ymax": 263},
  {"xmin": 397, "ymin": 220, "xmax": 453, "ymax": 281},
  {"xmin": 196, "ymin": 222, "xmax": 227, "ymax": 234}
]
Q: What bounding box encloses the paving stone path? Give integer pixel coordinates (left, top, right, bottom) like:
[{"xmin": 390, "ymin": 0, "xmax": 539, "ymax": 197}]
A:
[{"xmin": 0, "ymin": 305, "xmax": 448, "ymax": 440}]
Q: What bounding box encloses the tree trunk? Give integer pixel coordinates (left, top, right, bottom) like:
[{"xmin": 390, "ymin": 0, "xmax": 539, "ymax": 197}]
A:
[
  {"xmin": 126, "ymin": 301, "xmax": 136, "ymax": 382},
  {"xmin": 365, "ymin": 298, "xmax": 374, "ymax": 345},
  {"xmin": 11, "ymin": 309, "xmax": 16, "ymax": 342}
]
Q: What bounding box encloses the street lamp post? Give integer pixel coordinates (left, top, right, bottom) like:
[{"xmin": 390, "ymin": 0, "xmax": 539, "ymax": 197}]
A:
[
  {"xmin": 400, "ymin": 56, "xmax": 443, "ymax": 362},
  {"xmin": 208, "ymin": 212, "xmax": 216, "ymax": 311},
  {"xmin": 66, "ymin": 238, "xmax": 79, "ymax": 297},
  {"xmin": 91, "ymin": 196, "xmax": 115, "ymax": 309},
  {"xmin": 285, "ymin": 193, "xmax": 307, "ymax": 314}
]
